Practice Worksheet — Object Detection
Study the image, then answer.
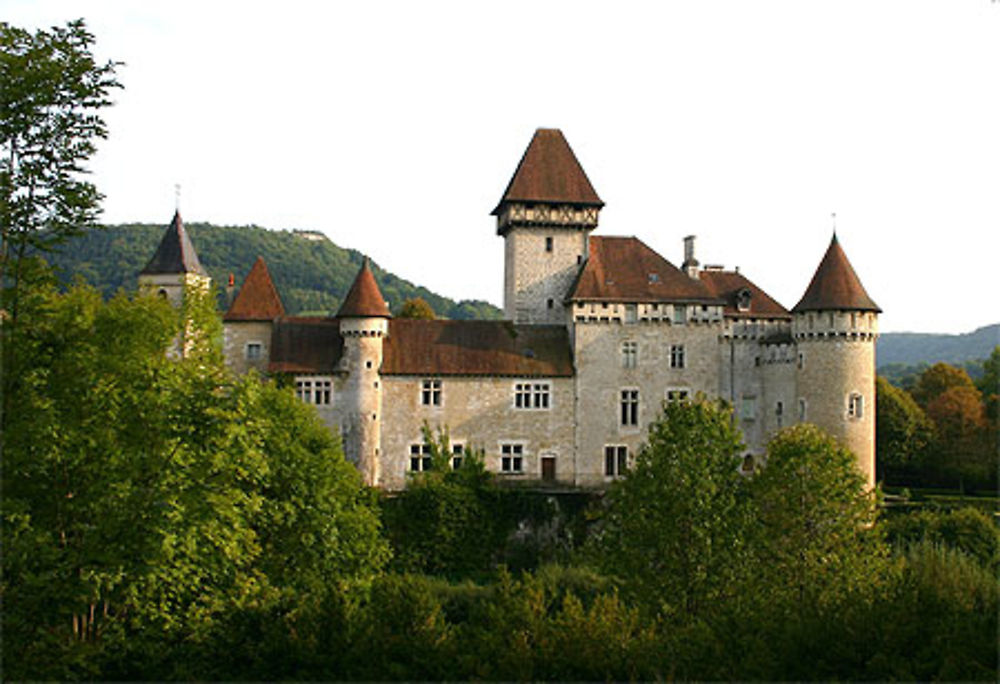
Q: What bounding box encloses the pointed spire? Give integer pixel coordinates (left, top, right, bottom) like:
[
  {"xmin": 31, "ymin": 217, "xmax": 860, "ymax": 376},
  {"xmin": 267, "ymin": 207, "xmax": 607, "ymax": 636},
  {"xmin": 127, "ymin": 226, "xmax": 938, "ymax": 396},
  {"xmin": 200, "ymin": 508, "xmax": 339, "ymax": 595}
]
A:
[
  {"xmin": 224, "ymin": 256, "xmax": 285, "ymax": 321},
  {"xmin": 336, "ymin": 258, "xmax": 391, "ymax": 318},
  {"xmin": 140, "ymin": 211, "xmax": 207, "ymax": 276},
  {"xmin": 492, "ymin": 128, "xmax": 603, "ymax": 215},
  {"xmin": 793, "ymin": 235, "xmax": 880, "ymax": 313}
]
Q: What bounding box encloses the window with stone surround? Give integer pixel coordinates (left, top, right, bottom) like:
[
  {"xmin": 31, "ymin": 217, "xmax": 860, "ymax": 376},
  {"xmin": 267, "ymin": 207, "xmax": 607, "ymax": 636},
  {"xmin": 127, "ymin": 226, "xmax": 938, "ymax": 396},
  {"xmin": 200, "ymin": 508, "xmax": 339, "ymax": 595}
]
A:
[
  {"xmin": 741, "ymin": 396, "xmax": 757, "ymax": 420},
  {"xmin": 776, "ymin": 401, "xmax": 784, "ymax": 428},
  {"xmin": 604, "ymin": 445, "xmax": 629, "ymax": 477},
  {"xmin": 451, "ymin": 443, "xmax": 465, "ymax": 470},
  {"xmin": 545, "ymin": 236, "xmax": 553, "ymax": 252},
  {"xmin": 848, "ymin": 393, "xmax": 865, "ymax": 420},
  {"xmin": 666, "ymin": 387, "xmax": 690, "ymax": 403},
  {"xmin": 673, "ymin": 305, "xmax": 686, "ymax": 324},
  {"xmin": 622, "ymin": 341, "xmax": 637, "ymax": 368},
  {"xmin": 514, "ymin": 382, "xmax": 550, "ymax": 409},
  {"xmin": 620, "ymin": 389, "xmax": 639, "ymax": 427},
  {"xmin": 670, "ymin": 344, "xmax": 686, "ymax": 369},
  {"xmin": 421, "ymin": 379, "xmax": 441, "ymax": 406},
  {"xmin": 500, "ymin": 443, "xmax": 524, "ymax": 473},
  {"xmin": 798, "ymin": 398, "xmax": 807, "ymax": 421},
  {"xmin": 409, "ymin": 444, "xmax": 432, "ymax": 472},
  {"xmin": 246, "ymin": 342, "xmax": 262, "ymax": 360},
  {"xmin": 295, "ymin": 376, "xmax": 332, "ymax": 406}
]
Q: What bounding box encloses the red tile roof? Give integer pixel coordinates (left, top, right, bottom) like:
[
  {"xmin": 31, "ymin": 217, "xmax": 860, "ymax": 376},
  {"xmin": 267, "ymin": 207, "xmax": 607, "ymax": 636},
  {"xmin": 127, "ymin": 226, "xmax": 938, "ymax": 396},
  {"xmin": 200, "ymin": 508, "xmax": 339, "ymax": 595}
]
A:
[
  {"xmin": 268, "ymin": 317, "xmax": 344, "ymax": 374},
  {"xmin": 337, "ymin": 259, "xmax": 391, "ymax": 318},
  {"xmin": 140, "ymin": 211, "xmax": 207, "ymax": 276},
  {"xmin": 793, "ymin": 235, "xmax": 880, "ymax": 313},
  {"xmin": 569, "ymin": 236, "xmax": 720, "ymax": 304},
  {"xmin": 699, "ymin": 269, "xmax": 790, "ymax": 319},
  {"xmin": 383, "ymin": 320, "xmax": 573, "ymax": 377},
  {"xmin": 224, "ymin": 256, "xmax": 285, "ymax": 321},
  {"xmin": 492, "ymin": 129, "xmax": 603, "ymax": 214}
]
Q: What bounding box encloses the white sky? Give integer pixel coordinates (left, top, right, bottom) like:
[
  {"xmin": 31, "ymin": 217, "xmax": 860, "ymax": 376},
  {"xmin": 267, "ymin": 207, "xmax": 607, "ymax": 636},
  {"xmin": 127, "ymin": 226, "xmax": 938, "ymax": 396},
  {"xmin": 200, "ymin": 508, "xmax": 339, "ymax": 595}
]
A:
[{"xmin": 8, "ymin": 0, "xmax": 1000, "ymax": 334}]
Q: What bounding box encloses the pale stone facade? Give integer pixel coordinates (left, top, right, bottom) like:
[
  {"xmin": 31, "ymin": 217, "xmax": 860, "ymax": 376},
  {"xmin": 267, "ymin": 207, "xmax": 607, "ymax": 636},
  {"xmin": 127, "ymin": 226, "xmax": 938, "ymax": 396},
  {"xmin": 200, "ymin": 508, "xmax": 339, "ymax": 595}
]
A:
[{"xmin": 171, "ymin": 129, "xmax": 880, "ymax": 491}]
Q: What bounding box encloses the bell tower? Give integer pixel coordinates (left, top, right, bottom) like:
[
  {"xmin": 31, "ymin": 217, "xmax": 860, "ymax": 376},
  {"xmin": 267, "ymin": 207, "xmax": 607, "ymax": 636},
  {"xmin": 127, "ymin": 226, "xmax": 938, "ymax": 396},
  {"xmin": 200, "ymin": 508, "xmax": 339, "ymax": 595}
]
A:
[{"xmin": 493, "ymin": 129, "xmax": 603, "ymax": 324}]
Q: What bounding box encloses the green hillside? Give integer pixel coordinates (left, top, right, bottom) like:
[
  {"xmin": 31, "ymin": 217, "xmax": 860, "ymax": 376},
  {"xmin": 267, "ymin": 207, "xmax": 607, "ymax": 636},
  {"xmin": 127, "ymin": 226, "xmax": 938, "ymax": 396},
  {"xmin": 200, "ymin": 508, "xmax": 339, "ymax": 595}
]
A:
[{"xmin": 42, "ymin": 222, "xmax": 502, "ymax": 320}]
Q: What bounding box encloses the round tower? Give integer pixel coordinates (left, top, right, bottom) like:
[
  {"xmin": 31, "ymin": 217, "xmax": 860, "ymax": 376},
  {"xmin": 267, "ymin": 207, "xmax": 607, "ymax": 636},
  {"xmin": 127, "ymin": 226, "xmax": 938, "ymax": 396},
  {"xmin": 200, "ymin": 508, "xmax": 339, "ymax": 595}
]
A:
[
  {"xmin": 337, "ymin": 258, "xmax": 390, "ymax": 487},
  {"xmin": 793, "ymin": 234, "xmax": 880, "ymax": 488},
  {"xmin": 492, "ymin": 128, "xmax": 603, "ymax": 325}
]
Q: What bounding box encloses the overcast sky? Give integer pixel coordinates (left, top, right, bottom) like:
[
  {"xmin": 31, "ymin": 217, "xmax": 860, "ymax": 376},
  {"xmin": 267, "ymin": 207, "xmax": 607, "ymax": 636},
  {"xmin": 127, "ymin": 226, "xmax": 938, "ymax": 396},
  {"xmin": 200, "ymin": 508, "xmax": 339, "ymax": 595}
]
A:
[{"xmin": 8, "ymin": 0, "xmax": 999, "ymax": 334}]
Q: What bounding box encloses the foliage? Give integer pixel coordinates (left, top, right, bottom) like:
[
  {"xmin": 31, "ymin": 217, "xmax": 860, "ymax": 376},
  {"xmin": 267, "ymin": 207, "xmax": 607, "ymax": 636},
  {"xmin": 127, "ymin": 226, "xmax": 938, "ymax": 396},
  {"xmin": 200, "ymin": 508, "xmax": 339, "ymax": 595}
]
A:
[
  {"xmin": 396, "ymin": 296, "xmax": 436, "ymax": 319},
  {"xmin": 40, "ymin": 222, "xmax": 504, "ymax": 319},
  {"xmin": 0, "ymin": 274, "xmax": 387, "ymax": 680},
  {"xmin": 875, "ymin": 375, "xmax": 934, "ymax": 484},
  {"xmin": 750, "ymin": 424, "xmax": 886, "ymax": 611},
  {"xmin": 589, "ymin": 397, "xmax": 752, "ymax": 620},
  {"xmin": 883, "ymin": 506, "xmax": 1000, "ymax": 572},
  {"xmin": 382, "ymin": 425, "xmax": 505, "ymax": 578},
  {"xmin": 975, "ymin": 345, "xmax": 999, "ymax": 431},
  {"xmin": 0, "ymin": 20, "xmax": 121, "ymax": 315},
  {"xmin": 910, "ymin": 360, "xmax": 977, "ymax": 408}
]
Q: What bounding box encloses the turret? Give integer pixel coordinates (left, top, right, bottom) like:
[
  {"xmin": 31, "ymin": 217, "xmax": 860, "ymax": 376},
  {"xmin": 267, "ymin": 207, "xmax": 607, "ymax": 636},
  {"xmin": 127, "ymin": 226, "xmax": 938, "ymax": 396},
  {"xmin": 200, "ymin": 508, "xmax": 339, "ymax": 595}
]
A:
[
  {"xmin": 138, "ymin": 210, "xmax": 211, "ymax": 305},
  {"xmin": 792, "ymin": 234, "xmax": 880, "ymax": 487},
  {"xmin": 493, "ymin": 129, "xmax": 603, "ymax": 324},
  {"xmin": 337, "ymin": 258, "xmax": 390, "ymax": 486},
  {"xmin": 223, "ymin": 256, "xmax": 284, "ymax": 375}
]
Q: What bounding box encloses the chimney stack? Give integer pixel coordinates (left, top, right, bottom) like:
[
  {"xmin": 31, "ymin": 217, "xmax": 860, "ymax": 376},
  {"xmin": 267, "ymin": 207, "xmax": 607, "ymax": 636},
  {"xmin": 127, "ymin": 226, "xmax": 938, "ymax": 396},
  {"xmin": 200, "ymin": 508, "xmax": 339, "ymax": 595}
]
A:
[{"xmin": 682, "ymin": 235, "xmax": 699, "ymax": 279}]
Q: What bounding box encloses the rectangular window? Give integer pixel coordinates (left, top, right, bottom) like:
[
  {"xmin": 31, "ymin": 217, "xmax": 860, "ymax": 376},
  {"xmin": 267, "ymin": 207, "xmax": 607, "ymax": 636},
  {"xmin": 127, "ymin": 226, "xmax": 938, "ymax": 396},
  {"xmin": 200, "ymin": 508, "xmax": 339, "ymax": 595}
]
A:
[
  {"xmin": 451, "ymin": 443, "xmax": 464, "ymax": 470},
  {"xmin": 421, "ymin": 379, "xmax": 441, "ymax": 406},
  {"xmin": 295, "ymin": 377, "xmax": 332, "ymax": 406},
  {"xmin": 848, "ymin": 393, "xmax": 864, "ymax": 419},
  {"xmin": 670, "ymin": 344, "xmax": 685, "ymax": 369},
  {"xmin": 620, "ymin": 389, "xmax": 639, "ymax": 427},
  {"xmin": 545, "ymin": 236, "xmax": 554, "ymax": 252},
  {"xmin": 514, "ymin": 382, "xmax": 550, "ymax": 409},
  {"xmin": 622, "ymin": 341, "xmax": 638, "ymax": 369},
  {"xmin": 776, "ymin": 401, "xmax": 784, "ymax": 428},
  {"xmin": 501, "ymin": 443, "xmax": 524, "ymax": 473},
  {"xmin": 673, "ymin": 305, "xmax": 686, "ymax": 324},
  {"xmin": 604, "ymin": 445, "xmax": 629, "ymax": 477},
  {"xmin": 666, "ymin": 388, "xmax": 690, "ymax": 403},
  {"xmin": 409, "ymin": 444, "xmax": 432, "ymax": 472},
  {"xmin": 741, "ymin": 396, "xmax": 756, "ymax": 420},
  {"xmin": 246, "ymin": 342, "xmax": 262, "ymax": 360},
  {"xmin": 798, "ymin": 398, "xmax": 807, "ymax": 421}
]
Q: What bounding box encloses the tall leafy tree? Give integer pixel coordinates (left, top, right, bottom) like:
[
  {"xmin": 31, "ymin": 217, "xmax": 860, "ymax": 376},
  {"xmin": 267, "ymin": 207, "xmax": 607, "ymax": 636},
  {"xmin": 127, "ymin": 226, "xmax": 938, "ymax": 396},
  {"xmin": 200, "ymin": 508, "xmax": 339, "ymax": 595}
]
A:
[
  {"xmin": 590, "ymin": 397, "xmax": 752, "ymax": 620},
  {"xmin": 875, "ymin": 375, "xmax": 934, "ymax": 484},
  {"xmin": 910, "ymin": 362, "xmax": 977, "ymax": 409},
  {"xmin": 0, "ymin": 19, "xmax": 121, "ymax": 310}
]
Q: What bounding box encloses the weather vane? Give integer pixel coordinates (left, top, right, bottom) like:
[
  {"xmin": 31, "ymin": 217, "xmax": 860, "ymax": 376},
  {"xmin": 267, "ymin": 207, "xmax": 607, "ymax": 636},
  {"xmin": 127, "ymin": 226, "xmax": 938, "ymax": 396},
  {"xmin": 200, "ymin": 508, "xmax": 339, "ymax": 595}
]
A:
[
  {"xmin": 174, "ymin": 183, "xmax": 181, "ymax": 211},
  {"xmin": 831, "ymin": 211, "xmax": 837, "ymax": 236}
]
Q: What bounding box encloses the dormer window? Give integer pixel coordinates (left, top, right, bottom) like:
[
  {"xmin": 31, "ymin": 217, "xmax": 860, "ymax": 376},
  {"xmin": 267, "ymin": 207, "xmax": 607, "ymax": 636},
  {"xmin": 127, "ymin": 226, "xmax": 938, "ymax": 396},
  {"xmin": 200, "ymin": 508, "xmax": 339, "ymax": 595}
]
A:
[
  {"xmin": 737, "ymin": 288, "xmax": 752, "ymax": 312},
  {"xmin": 648, "ymin": 273, "xmax": 660, "ymax": 283}
]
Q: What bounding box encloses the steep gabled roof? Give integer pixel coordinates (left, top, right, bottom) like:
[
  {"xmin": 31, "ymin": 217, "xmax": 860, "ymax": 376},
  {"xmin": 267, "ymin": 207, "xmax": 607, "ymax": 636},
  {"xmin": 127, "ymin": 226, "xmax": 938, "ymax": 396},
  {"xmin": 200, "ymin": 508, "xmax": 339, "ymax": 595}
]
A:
[
  {"xmin": 569, "ymin": 236, "xmax": 720, "ymax": 304},
  {"xmin": 336, "ymin": 259, "xmax": 391, "ymax": 318},
  {"xmin": 383, "ymin": 320, "xmax": 573, "ymax": 377},
  {"xmin": 224, "ymin": 256, "xmax": 285, "ymax": 321},
  {"xmin": 140, "ymin": 211, "xmax": 207, "ymax": 276},
  {"xmin": 269, "ymin": 317, "xmax": 344, "ymax": 373},
  {"xmin": 793, "ymin": 235, "xmax": 880, "ymax": 313},
  {"xmin": 492, "ymin": 129, "xmax": 603, "ymax": 214},
  {"xmin": 699, "ymin": 269, "xmax": 790, "ymax": 319}
]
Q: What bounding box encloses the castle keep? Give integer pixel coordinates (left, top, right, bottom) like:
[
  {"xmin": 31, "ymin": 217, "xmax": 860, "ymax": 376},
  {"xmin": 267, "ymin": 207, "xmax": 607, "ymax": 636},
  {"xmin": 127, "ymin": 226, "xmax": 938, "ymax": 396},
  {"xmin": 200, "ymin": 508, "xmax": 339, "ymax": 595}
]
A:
[{"xmin": 148, "ymin": 129, "xmax": 880, "ymax": 490}]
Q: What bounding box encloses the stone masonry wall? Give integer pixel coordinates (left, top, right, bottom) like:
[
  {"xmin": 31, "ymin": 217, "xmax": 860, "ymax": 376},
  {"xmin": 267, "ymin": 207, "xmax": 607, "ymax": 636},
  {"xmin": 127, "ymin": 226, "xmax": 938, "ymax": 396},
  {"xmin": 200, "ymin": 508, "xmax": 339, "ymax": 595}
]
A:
[{"xmin": 504, "ymin": 227, "xmax": 588, "ymax": 324}]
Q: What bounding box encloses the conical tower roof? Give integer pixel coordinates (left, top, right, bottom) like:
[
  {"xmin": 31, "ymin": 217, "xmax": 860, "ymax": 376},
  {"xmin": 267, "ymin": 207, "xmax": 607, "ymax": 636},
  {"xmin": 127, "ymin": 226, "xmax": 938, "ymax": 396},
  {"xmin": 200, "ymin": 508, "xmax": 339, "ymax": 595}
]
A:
[
  {"xmin": 336, "ymin": 258, "xmax": 391, "ymax": 318},
  {"xmin": 224, "ymin": 256, "xmax": 285, "ymax": 321},
  {"xmin": 140, "ymin": 211, "xmax": 207, "ymax": 276},
  {"xmin": 491, "ymin": 128, "xmax": 603, "ymax": 215},
  {"xmin": 793, "ymin": 235, "xmax": 880, "ymax": 313}
]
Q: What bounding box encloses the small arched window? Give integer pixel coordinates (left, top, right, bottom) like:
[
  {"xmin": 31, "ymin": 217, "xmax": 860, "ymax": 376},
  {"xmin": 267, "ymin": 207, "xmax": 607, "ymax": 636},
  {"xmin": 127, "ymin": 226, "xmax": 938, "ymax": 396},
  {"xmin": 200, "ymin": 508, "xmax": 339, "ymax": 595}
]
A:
[{"xmin": 157, "ymin": 288, "xmax": 168, "ymax": 299}]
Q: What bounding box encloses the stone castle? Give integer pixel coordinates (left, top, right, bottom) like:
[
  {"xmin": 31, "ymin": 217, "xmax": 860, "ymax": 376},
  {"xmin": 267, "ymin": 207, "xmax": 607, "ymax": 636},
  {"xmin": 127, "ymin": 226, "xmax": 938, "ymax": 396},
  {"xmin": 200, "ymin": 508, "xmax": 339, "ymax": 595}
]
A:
[{"xmin": 139, "ymin": 128, "xmax": 879, "ymax": 490}]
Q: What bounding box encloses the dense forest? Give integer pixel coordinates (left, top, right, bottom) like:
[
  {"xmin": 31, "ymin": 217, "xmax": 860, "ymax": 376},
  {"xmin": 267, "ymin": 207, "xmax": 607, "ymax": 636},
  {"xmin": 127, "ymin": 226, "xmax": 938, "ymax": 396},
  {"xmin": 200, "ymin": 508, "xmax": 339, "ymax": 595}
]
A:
[{"xmin": 41, "ymin": 222, "xmax": 503, "ymax": 320}]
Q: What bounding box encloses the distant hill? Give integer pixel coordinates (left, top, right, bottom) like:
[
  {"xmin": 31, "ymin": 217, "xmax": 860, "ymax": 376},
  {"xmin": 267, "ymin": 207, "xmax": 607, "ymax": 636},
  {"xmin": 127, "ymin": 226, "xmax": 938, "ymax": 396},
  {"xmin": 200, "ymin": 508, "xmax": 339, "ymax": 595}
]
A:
[
  {"xmin": 42, "ymin": 222, "xmax": 502, "ymax": 320},
  {"xmin": 877, "ymin": 325, "xmax": 999, "ymax": 368}
]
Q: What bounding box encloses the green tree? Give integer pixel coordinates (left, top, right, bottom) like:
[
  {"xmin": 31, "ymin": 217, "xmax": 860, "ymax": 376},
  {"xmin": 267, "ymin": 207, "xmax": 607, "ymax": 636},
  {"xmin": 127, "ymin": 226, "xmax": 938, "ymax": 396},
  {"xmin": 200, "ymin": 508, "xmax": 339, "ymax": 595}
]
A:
[
  {"xmin": 910, "ymin": 361, "xmax": 976, "ymax": 409},
  {"xmin": 1, "ymin": 276, "xmax": 387, "ymax": 680},
  {"xmin": 749, "ymin": 425, "xmax": 886, "ymax": 611},
  {"xmin": 590, "ymin": 397, "xmax": 752, "ymax": 620},
  {"xmin": 1, "ymin": 19, "xmax": 121, "ymax": 313},
  {"xmin": 924, "ymin": 384, "xmax": 990, "ymax": 492},
  {"xmin": 875, "ymin": 375, "xmax": 934, "ymax": 484},
  {"xmin": 975, "ymin": 345, "xmax": 999, "ymax": 435},
  {"xmin": 397, "ymin": 296, "xmax": 436, "ymax": 319}
]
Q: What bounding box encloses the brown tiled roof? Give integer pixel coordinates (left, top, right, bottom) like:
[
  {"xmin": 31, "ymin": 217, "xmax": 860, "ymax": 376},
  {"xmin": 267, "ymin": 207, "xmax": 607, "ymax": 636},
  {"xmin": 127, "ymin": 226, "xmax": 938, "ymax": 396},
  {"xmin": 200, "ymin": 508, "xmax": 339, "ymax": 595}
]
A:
[
  {"xmin": 383, "ymin": 320, "xmax": 573, "ymax": 377},
  {"xmin": 224, "ymin": 256, "xmax": 285, "ymax": 321},
  {"xmin": 337, "ymin": 259, "xmax": 391, "ymax": 318},
  {"xmin": 793, "ymin": 235, "xmax": 880, "ymax": 313},
  {"xmin": 269, "ymin": 317, "xmax": 344, "ymax": 373},
  {"xmin": 699, "ymin": 269, "xmax": 790, "ymax": 319},
  {"xmin": 569, "ymin": 236, "xmax": 720, "ymax": 304},
  {"xmin": 491, "ymin": 129, "xmax": 603, "ymax": 215},
  {"xmin": 140, "ymin": 211, "xmax": 207, "ymax": 276}
]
